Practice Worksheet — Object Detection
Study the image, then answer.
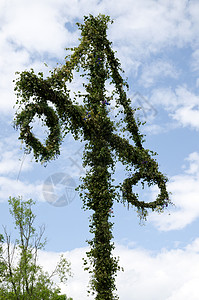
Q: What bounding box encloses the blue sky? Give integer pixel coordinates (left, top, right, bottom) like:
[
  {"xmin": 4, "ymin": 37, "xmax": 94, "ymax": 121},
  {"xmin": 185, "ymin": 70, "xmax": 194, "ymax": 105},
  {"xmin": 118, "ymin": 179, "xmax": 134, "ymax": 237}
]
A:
[{"xmin": 1, "ymin": 0, "xmax": 199, "ymax": 299}]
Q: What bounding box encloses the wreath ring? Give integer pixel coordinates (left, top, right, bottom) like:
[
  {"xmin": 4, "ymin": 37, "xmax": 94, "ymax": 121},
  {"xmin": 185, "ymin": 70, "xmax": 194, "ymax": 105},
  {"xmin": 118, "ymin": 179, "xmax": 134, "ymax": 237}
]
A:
[
  {"xmin": 122, "ymin": 167, "xmax": 169, "ymax": 211},
  {"xmin": 15, "ymin": 101, "xmax": 61, "ymax": 162}
]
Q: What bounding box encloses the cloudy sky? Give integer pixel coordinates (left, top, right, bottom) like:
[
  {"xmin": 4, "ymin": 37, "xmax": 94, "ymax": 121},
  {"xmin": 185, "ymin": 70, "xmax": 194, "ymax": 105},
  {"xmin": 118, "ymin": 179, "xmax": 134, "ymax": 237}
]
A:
[{"xmin": 1, "ymin": 0, "xmax": 199, "ymax": 299}]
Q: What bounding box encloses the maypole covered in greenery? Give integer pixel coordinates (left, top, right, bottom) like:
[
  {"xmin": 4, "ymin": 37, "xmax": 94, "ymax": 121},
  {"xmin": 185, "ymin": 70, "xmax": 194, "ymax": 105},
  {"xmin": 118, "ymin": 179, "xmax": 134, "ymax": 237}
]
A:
[{"xmin": 13, "ymin": 14, "xmax": 171, "ymax": 299}]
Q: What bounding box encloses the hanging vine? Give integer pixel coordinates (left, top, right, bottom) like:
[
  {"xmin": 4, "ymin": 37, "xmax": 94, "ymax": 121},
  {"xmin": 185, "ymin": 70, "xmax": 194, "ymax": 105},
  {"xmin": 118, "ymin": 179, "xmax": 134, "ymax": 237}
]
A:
[{"xmin": 13, "ymin": 14, "xmax": 171, "ymax": 300}]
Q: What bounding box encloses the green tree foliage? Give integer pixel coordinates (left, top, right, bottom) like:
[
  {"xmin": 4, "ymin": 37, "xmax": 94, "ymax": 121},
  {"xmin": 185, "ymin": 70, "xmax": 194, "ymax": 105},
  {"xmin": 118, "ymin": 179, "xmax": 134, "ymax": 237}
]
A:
[
  {"xmin": 0, "ymin": 196, "xmax": 73, "ymax": 300},
  {"xmin": 13, "ymin": 14, "xmax": 171, "ymax": 299}
]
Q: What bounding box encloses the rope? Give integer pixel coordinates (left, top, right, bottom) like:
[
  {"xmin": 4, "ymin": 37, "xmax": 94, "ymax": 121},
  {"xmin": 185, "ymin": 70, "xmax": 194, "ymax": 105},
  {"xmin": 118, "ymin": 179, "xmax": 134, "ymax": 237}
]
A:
[{"xmin": 17, "ymin": 153, "xmax": 26, "ymax": 181}]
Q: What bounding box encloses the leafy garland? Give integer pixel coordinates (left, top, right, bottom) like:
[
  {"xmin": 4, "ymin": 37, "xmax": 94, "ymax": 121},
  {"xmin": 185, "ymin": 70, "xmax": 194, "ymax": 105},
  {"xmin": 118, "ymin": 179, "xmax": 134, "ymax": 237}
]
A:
[{"xmin": 13, "ymin": 14, "xmax": 171, "ymax": 300}]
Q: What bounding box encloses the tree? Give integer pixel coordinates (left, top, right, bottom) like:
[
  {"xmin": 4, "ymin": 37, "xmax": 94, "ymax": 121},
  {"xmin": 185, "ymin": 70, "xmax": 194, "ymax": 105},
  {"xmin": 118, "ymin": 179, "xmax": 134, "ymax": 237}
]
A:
[
  {"xmin": 13, "ymin": 14, "xmax": 171, "ymax": 299},
  {"xmin": 0, "ymin": 196, "xmax": 73, "ymax": 300}
]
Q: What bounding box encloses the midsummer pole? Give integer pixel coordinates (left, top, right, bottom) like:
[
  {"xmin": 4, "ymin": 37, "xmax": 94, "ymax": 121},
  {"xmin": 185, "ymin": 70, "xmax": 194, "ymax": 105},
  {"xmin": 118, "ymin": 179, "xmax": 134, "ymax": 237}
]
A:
[{"xmin": 13, "ymin": 14, "xmax": 170, "ymax": 299}]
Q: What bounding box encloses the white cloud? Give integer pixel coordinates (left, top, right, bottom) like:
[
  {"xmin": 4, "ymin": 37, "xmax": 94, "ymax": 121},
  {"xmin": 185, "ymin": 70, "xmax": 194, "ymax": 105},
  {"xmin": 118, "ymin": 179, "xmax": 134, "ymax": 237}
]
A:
[
  {"xmin": 0, "ymin": 150, "xmax": 25, "ymax": 176},
  {"xmin": 0, "ymin": 0, "xmax": 80, "ymax": 114},
  {"xmin": 150, "ymin": 86, "xmax": 198, "ymax": 109},
  {"xmin": 172, "ymin": 105, "xmax": 199, "ymax": 129},
  {"xmin": 191, "ymin": 49, "xmax": 199, "ymax": 71},
  {"xmin": 140, "ymin": 60, "xmax": 179, "ymax": 88},
  {"xmin": 108, "ymin": 0, "xmax": 194, "ymax": 62},
  {"xmin": 150, "ymin": 86, "xmax": 199, "ymax": 130},
  {"xmin": 34, "ymin": 240, "xmax": 199, "ymax": 300},
  {"xmin": 184, "ymin": 152, "xmax": 199, "ymax": 174},
  {"xmin": 142, "ymin": 121, "xmax": 180, "ymax": 135},
  {"xmin": 0, "ymin": 133, "xmax": 43, "ymax": 202},
  {"xmin": 142, "ymin": 123, "xmax": 164, "ymax": 135},
  {"xmin": 38, "ymin": 247, "xmax": 89, "ymax": 299},
  {"xmin": 0, "ymin": 176, "xmax": 43, "ymax": 203},
  {"xmin": 1, "ymin": 0, "xmax": 78, "ymax": 56},
  {"xmin": 150, "ymin": 152, "xmax": 199, "ymax": 231},
  {"xmin": 0, "ymin": 133, "xmax": 33, "ymax": 176},
  {"xmin": 1, "ymin": 0, "xmax": 198, "ymax": 114}
]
